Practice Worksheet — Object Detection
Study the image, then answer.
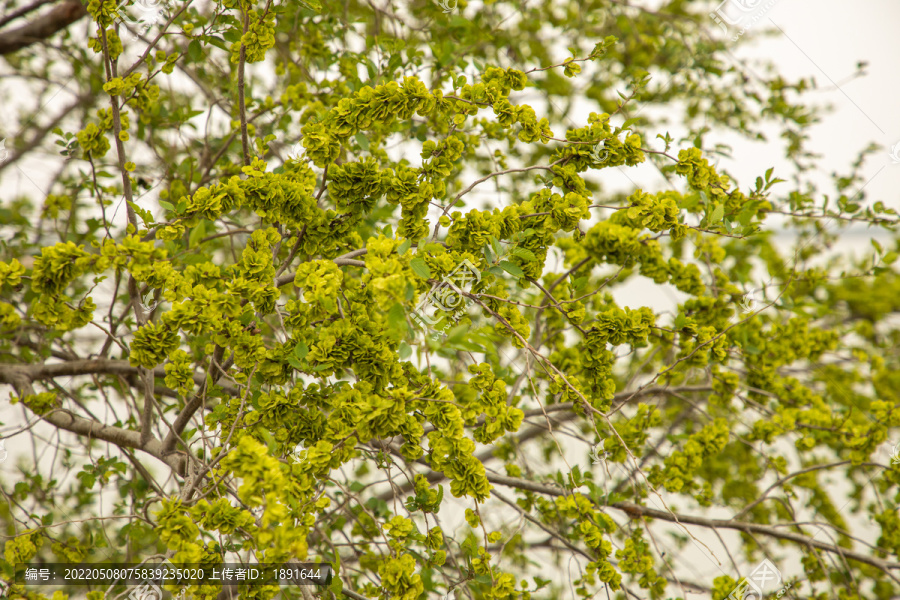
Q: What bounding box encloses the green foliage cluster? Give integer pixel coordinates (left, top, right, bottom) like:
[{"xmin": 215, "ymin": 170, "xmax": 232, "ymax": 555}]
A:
[{"xmin": 0, "ymin": 0, "xmax": 899, "ymax": 599}]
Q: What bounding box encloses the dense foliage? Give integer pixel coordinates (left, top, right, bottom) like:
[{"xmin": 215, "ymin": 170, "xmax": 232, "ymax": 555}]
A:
[{"xmin": 1, "ymin": 0, "xmax": 899, "ymax": 599}]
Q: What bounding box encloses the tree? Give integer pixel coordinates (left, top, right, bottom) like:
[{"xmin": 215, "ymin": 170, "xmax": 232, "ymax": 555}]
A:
[{"xmin": 1, "ymin": 0, "xmax": 899, "ymax": 598}]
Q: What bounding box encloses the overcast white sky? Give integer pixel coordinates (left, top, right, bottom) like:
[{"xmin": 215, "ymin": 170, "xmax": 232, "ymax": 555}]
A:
[
  {"xmin": 719, "ymin": 0, "xmax": 900, "ymax": 206},
  {"xmin": 603, "ymin": 0, "xmax": 900, "ymax": 210},
  {"xmin": 574, "ymin": 0, "xmax": 900, "ymax": 317}
]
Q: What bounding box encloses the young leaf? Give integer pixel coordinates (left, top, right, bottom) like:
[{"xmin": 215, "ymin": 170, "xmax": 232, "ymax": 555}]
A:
[
  {"xmin": 409, "ymin": 257, "xmax": 431, "ymax": 279},
  {"xmin": 511, "ymin": 247, "xmax": 537, "ymax": 262},
  {"xmin": 188, "ymin": 220, "xmax": 206, "ymax": 248},
  {"xmin": 126, "ymin": 201, "xmax": 154, "ymax": 228},
  {"xmin": 388, "ymin": 302, "xmax": 407, "ymax": 332},
  {"xmin": 499, "ymin": 261, "xmax": 524, "ymax": 278},
  {"xmin": 489, "ymin": 235, "xmax": 502, "ymax": 258}
]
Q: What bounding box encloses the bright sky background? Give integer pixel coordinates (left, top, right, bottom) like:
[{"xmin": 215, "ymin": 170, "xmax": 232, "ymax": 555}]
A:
[
  {"xmin": 591, "ymin": 0, "xmax": 900, "ymax": 317},
  {"xmin": 719, "ymin": 0, "xmax": 900, "ymax": 209}
]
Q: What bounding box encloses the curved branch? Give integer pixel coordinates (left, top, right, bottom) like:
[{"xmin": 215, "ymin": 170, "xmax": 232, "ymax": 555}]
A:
[
  {"xmin": 608, "ymin": 501, "xmax": 900, "ymax": 575},
  {"xmin": 0, "ymin": 365, "xmax": 186, "ymax": 475},
  {"xmin": 379, "ymin": 442, "xmax": 900, "ymax": 575},
  {"xmin": 0, "ymin": 358, "xmax": 237, "ymax": 395},
  {"xmin": 0, "ymin": 0, "xmax": 57, "ymax": 29},
  {"xmin": 0, "ymin": 0, "xmax": 87, "ymax": 55}
]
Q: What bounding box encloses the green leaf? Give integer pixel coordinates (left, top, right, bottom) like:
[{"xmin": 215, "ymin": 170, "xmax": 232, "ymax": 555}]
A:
[
  {"xmin": 511, "ymin": 247, "xmax": 537, "ymax": 262},
  {"xmin": 206, "ymin": 35, "xmax": 228, "ymax": 51},
  {"xmin": 499, "ymin": 261, "xmax": 524, "ymax": 278},
  {"xmin": 397, "ymin": 239, "xmax": 411, "ymax": 255},
  {"xmin": 182, "ymin": 252, "xmax": 211, "ymax": 266},
  {"xmin": 158, "ymin": 200, "xmax": 175, "ymax": 212},
  {"xmin": 533, "ymin": 577, "xmax": 551, "ymax": 590},
  {"xmin": 355, "ymin": 132, "xmax": 370, "ymax": 151},
  {"xmin": 409, "ymin": 256, "xmax": 431, "ymax": 279},
  {"xmin": 444, "ymin": 326, "xmax": 485, "ymax": 352},
  {"xmin": 293, "ymin": 342, "xmax": 309, "ymax": 360},
  {"xmin": 188, "ymin": 220, "xmax": 206, "ymax": 248},
  {"xmin": 298, "ymin": 0, "xmax": 321, "ymax": 12},
  {"xmin": 572, "ymin": 276, "xmax": 587, "ymax": 291},
  {"xmin": 709, "ymin": 204, "xmax": 725, "ymax": 225},
  {"xmin": 487, "ymin": 266, "xmax": 505, "ymax": 277},
  {"xmin": 387, "ymin": 302, "xmax": 407, "ymax": 332},
  {"xmin": 489, "ymin": 235, "xmax": 502, "ymax": 258},
  {"xmin": 398, "ymin": 342, "xmax": 411, "ymax": 360},
  {"xmin": 126, "ymin": 201, "xmax": 154, "ymax": 227},
  {"xmin": 187, "ymin": 40, "xmax": 202, "ymax": 62},
  {"xmin": 483, "ymin": 245, "xmax": 494, "ymax": 264}
]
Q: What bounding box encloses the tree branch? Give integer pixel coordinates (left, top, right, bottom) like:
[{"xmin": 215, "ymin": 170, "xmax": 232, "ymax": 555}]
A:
[
  {"xmin": 0, "ymin": 365, "xmax": 186, "ymax": 475},
  {"xmin": 0, "ymin": 358, "xmax": 237, "ymax": 395},
  {"xmin": 378, "ymin": 442, "xmax": 900, "ymax": 575},
  {"xmin": 0, "ymin": 0, "xmax": 87, "ymax": 55},
  {"xmin": 236, "ymin": 10, "xmax": 250, "ymax": 166},
  {"xmin": 0, "ymin": 0, "xmax": 57, "ymax": 29},
  {"xmin": 609, "ymin": 501, "xmax": 900, "ymax": 575}
]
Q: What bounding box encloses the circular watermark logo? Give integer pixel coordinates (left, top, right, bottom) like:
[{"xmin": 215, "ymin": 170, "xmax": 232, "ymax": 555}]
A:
[{"xmin": 436, "ymin": 0, "xmax": 457, "ymax": 13}]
